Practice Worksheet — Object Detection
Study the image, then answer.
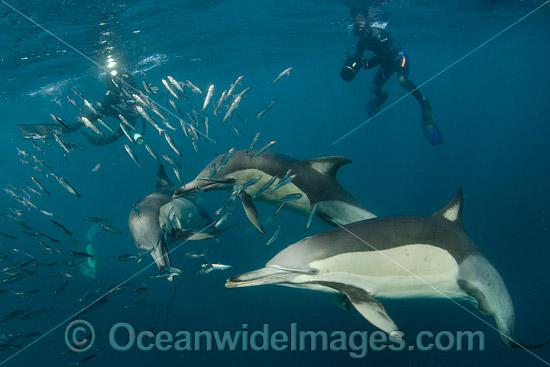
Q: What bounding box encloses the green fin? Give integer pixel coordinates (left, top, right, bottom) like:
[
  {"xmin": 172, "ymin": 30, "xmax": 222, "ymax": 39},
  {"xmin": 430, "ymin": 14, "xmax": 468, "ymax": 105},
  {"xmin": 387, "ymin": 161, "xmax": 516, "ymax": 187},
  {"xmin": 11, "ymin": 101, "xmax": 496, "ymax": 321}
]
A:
[
  {"xmin": 239, "ymin": 191, "xmax": 264, "ymax": 234},
  {"xmin": 300, "ymin": 157, "xmax": 351, "ymax": 177}
]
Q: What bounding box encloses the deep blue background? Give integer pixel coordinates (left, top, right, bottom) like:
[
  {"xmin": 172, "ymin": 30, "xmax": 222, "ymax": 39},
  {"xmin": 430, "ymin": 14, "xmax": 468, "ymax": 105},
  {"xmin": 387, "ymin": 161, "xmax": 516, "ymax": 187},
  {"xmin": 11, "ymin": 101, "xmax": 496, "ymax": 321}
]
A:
[{"xmin": 0, "ymin": 0, "xmax": 549, "ymax": 366}]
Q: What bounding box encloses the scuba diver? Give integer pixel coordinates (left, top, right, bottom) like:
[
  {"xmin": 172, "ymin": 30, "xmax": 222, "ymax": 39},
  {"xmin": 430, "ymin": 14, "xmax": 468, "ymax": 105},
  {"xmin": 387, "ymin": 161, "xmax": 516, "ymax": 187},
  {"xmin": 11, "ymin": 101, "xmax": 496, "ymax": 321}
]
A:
[
  {"xmin": 340, "ymin": 13, "xmax": 444, "ymax": 145},
  {"xmin": 18, "ymin": 60, "xmax": 145, "ymax": 146}
]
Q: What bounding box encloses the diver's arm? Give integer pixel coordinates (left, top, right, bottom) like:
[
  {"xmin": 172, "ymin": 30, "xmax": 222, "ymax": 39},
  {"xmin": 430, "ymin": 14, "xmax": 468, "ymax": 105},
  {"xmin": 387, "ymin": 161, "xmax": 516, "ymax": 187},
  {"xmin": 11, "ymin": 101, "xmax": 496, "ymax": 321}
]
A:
[{"xmin": 363, "ymin": 56, "xmax": 381, "ymax": 68}]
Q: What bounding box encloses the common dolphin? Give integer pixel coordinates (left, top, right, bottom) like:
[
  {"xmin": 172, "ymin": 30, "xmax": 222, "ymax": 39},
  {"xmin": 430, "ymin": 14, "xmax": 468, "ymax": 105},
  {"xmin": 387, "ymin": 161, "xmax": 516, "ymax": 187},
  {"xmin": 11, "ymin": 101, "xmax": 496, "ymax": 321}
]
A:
[
  {"xmin": 173, "ymin": 149, "xmax": 375, "ymax": 233},
  {"xmin": 128, "ymin": 164, "xmax": 213, "ymax": 271},
  {"xmin": 226, "ymin": 189, "xmax": 525, "ymax": 347}
]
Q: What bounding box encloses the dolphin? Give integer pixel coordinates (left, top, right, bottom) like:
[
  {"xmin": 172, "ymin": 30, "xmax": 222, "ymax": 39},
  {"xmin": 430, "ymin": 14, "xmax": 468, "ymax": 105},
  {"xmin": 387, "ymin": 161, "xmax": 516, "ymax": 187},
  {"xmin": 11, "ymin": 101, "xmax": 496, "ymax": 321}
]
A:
[
  {"xmin": 226, "ymin": 189, "xmax": 526, "ymax": 347},
  {"xmin": 128, "ymin": 164, "xmax": 214, "ymax": 271},
  {"xmin": 173, "ymin": 149, "xmax": 375, "ymax": 233}
]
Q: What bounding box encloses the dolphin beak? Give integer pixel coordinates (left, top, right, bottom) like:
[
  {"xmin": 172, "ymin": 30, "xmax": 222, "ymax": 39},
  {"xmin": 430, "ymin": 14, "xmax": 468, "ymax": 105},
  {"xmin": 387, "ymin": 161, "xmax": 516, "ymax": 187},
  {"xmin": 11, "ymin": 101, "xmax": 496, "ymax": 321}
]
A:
[
  {"xmin": 225, "ymin": 266, "xmax": 295, "ymax": 288},
  {"xmin": 173, "ymin": 180, "xmax": 200, "ymax": 198},
  {"xmin": 173, "ymin": 178, "xmax": 235, "ymax": 198}
]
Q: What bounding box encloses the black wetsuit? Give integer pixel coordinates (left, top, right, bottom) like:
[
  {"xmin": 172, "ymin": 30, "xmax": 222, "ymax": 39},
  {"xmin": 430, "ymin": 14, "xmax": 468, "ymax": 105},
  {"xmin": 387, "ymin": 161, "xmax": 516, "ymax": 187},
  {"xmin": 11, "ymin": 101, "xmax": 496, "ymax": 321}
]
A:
[
  {"xmin": 82, "ymin": 72, "xmax": 142, "ymax": 146},
  {"xmin": 353, "ymin": 27, "xmax": 425, "ymax": 111}
]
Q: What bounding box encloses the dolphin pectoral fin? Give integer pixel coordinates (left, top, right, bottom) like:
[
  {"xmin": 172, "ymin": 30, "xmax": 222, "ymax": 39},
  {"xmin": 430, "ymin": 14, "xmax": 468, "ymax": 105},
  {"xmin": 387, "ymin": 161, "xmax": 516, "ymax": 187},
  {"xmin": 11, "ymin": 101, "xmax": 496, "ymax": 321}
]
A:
[
  {"xmin": 317, "ymin": 282, "xmax": 403, "ymax": 339},
  {"xmin": 239, "ymin": 191, "xmax": 264, "ymax": 234}
]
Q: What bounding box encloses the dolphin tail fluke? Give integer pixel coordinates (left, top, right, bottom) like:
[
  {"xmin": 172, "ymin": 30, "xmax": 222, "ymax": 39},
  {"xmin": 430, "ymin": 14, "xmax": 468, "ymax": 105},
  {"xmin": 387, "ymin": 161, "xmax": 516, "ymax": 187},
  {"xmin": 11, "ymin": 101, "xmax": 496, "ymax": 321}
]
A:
[
  {"xmin": 225, "ymin": 267, "xmax": 293, "ymax": 288},
  {"xmin": 316, "ymin": 281, "xmax": 403, "ymax": 340}
]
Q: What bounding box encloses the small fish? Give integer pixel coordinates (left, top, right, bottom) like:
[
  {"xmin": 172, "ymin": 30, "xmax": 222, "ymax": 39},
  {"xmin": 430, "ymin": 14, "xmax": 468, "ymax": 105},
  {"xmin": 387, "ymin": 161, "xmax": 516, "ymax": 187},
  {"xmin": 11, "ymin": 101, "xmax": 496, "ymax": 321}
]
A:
[
  {"xmin": 168, "ymin": 99, "xmax": 183, "ymax": 116},
  {"xmin": 0, "ymin": 308, "xmax": 30, "ymax": 322},
  {"xmin": 117, "ymin": 254, "xmax": 140, "ymax": 262},
  {"xmin": 247, "ymin": 132, "xmax": 261, "ymax": 155},
  {"xmin": 162, "ymin": 78, "xmax": 179, "ymax": 99},
  {"xmin": 52, "ymin": 280, "xmax": 68, "ymax": 295},
  {"xmin": 77, "ymin": 289, "xmax": 99, "ymax": 303},
  {"xmin": 46, "ymin": 272, "xmax": 73, "ymax": 278},
  {"xmin": 243, "ymin": 176, "xmax": 262, "ymax": 187},
  {"xmin": 80, "ymin": 116, "xmax": 104, "ymax": 136},
  {"xmin": 142, "ymin": 81, "xmax": 158, "ymax": 96},
  {"xmin": 67, "ymin": 95, "xmax": 76, "ymax": 106},
  {"xmin": 120, "ymin": 122, "xmax": 134, "ymax": 144},
  {"xmin": 118, "ymin": 114, "xmax": 136, "ymax": 130},
  {"xmin": 164, "ymin": 132, "xmax": 182, "ymax": 157},
  {"xmin": 124, "ymin": 144, "xmax": 142, "ymax": 168},
  {"xmin": 217, "ymin": 147, "xmax": 235, "ymax": 174},
  {"xmin": 280, "ymin": 193, "xmax": 302, "ymax": 202},
  {"xmin": 148, "ymin": 272, "xmax": 180, "ymax": 281},
  {"xmin": 30, "ymin": 155, "xmax": 52, "ymax": 170},
  {"xmin": 100, "ymin": 223, "xmax": 123, "ymax": 235},
  {"xmin": 186, "ymin": 80, "xmax": 202, "ymax": 94},
  {"xmin": 29, "ymin": 176, "xmax": 49, "ymax": 195},
  {"xmin": 270, "ymin": 174, "xmax": 296, "ymax": 192},
  {"xmin": 31, "ymin": 141, "xmax": 43, "ymax": 153},
  {"xmin": 213, "ymin": 90, "xmax": 227, "ymax": 115},
  {"xmin": 84, "ymin": 217, "xmax": 108, "ymax": 222},
  {"xmin": 173, "ymin": 167, "xmax": 183, "ymax": 185},
  {"xmin": 83, "ymin": 98, "xmax": 98, "ymax": 115},
  {"xmin": 2, "ymin": 258, "xmax": 36, "ymax": 273},
  {"xmin": 162, "ymin": 154, "xmax": 179, "ymax": 167},
  {"xmin": 256, "ymin": 98, "xmax": 277, "ymax": 119},
  {"xmin": 20, "ymin": 307, "xmax": 56, "ymax": 320},
  {"xmin": 227, "ymin": 75, "xmax": 243, "ymax": 97},
  {"xmin": 124, "ymin": 298, "xmax": 147, "ymax": 309},
  {"xmin": 12, "ymin": 289, "xmax": 40, "ymax": 296},
  {"xmin": 136, "ymin": 105, "xmax": 164, "ymax": 135},
  {"xmin": 255, "ymin": 175, "xmax": 278, "ymax": 197},
  {"xmin": 272, "ymin": 201, "xmax": 287, "ymax": 217},
  {"xmin": 50, "ymin": 113, "xmax": 71, "ymax": 130},
  {"xmin": 273, "ymin": 67, "xmax": 292, "ymax": 84},
  {"xmin": 95, "ymin": 118, "xmax": 116, "ymax": 135},
  {"xmin": 265, "ymin": 225, "xmax": 281, "ymax": 246},
  {"xmin": 69, "ymin": 251, "xmax": 93, "ymax": 258},
  {"xmin": 53, "ymin": 133, "xmax": 71, "ymax": 154},
  {"xmin": 91, "ymin": 163, "xmax": 102, "ymax": 173},
  {"xmin": 306, "ymin": 203, "xmax": 319, "ymax": 229},
  {"xmin": 51, "ymin": 173, "xmax": 82, "ymax": 198},
  {"xmin": 0, "ymin": 232, "xmax": 17, "ymax": 239},
  {"xmin": 49, "ymin": 219, "xmax": 72, "ymax": 235},
  {"xmin": 167, "ymin": 75, "xmax": 185, "ymax": 94},
  {"xmin": 222, "ymin": 95, "xmax": 241, "ymax": 123},
  {"xmin": 144, "ymin": 144, "xmax": 158, "ymax": 161},
  {"xmin": 202, "ymin": 84, "xmax": 214, "ymax": 110},
  {"xmin": 252, "ymin": 140, "xmax": 277, "ymax": 158}
]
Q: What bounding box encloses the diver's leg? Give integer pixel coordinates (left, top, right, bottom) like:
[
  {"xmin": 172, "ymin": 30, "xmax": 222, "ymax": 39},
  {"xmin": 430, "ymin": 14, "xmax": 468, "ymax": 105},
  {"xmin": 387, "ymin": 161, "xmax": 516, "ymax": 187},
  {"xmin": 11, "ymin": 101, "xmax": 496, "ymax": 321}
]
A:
[
  {"xmin": 366, "ymin": 66, "xmax": 391, "ymax": 117},
  {"xmin": 397, "ymin": 55, "xmax": 443, "ymax": 145}
]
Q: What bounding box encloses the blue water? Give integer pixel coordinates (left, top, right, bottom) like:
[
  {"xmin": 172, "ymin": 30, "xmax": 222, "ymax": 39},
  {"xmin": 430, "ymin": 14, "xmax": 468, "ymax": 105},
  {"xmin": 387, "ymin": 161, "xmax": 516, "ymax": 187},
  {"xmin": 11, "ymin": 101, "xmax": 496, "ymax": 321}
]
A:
[{"xmin": 0, "ymin": 0, "xmax": 549, "ymax": 365}]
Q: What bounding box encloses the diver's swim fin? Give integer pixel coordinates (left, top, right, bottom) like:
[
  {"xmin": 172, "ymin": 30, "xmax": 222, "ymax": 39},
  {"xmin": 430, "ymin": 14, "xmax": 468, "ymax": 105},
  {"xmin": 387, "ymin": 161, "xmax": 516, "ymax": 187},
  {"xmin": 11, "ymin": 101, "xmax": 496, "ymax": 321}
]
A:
[
  {"xmin": 365, "ymin": 92, "xmax": 388, "ymax": 118},
  {"xmin": 18, "ymin": 123, "xmax": 73, "ymax": 140},
  {"xmin": 422, "ymin": 121, "xmax": 444, "ymax": 145}
]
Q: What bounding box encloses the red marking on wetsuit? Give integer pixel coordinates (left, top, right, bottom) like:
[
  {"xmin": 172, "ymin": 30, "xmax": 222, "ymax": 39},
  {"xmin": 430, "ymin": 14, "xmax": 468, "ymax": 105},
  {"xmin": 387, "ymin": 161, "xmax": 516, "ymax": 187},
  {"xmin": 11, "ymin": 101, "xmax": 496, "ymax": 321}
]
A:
[{"xmin": 401, "ymin": 55, "xmax": 406, "ymax": 67}]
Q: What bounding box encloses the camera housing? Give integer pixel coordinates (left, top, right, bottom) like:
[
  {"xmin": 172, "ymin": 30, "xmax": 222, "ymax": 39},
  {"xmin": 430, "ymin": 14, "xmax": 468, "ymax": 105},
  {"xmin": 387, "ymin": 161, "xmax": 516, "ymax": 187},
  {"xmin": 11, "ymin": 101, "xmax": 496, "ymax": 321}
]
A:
[{"xmin": 340, "ymin": 56, "xmax": 361, "ymax": 81}]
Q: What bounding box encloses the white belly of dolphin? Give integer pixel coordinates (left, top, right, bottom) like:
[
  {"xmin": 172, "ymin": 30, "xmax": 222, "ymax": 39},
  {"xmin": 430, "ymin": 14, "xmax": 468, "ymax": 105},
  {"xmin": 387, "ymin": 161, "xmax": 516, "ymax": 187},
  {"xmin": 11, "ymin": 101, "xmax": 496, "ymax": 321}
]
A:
[{"xmin": 291, "ymin": 244, "xmax": 467, "ymax": 299}]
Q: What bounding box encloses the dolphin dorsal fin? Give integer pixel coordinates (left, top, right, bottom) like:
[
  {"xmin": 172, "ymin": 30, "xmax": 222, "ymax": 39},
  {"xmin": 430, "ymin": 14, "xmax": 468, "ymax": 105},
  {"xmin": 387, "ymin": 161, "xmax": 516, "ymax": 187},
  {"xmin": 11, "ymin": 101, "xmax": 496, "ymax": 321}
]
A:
[
  {"xmin": 156, "ymin": 164, "xmax": 173, "ymax": 188},
  {"xmin": 432, "ymin": 188, "xmax": 464, "ymax": 225},
  {"xmin": 301, "ymin": 156, "xmax": 352, "ymax": 177}
]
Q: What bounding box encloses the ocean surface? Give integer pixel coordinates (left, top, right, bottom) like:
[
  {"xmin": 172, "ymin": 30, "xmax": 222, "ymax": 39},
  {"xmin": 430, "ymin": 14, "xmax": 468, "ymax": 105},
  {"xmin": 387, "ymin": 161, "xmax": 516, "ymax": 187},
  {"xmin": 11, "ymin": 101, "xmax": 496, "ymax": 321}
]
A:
[{"xmin": 0, "ymin": 0, "xmax": 549, "ymax": 366}]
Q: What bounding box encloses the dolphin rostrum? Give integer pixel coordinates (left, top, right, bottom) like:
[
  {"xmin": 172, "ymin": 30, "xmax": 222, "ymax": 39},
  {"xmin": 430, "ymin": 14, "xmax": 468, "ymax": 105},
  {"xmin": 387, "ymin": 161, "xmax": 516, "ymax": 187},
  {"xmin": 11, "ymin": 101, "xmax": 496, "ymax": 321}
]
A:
[
  {"xmin": 226, "ymin": 189, "xmax": 530, "ymax": 347},
  {"xmin": 128, "ymin": 164, "xmax": 213, "ymax": 272},
  {"xmin": 173, "ymin": 149, "xmax": 375, "ymax": 233}
]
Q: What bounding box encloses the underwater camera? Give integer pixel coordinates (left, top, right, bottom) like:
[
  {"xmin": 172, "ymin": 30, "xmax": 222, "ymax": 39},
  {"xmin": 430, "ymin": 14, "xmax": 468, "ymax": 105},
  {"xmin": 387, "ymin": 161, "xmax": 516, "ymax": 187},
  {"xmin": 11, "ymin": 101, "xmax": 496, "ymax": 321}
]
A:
[{"xmin": 340, "ymin": 55, "xmax": 361, "ymax": 81}]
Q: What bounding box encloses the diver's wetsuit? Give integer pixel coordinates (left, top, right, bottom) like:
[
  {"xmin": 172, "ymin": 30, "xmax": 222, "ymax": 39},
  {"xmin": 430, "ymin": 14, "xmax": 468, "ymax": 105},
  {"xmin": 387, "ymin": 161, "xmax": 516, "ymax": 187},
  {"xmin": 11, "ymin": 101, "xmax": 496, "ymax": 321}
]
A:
[
  {"xmin": 81, "ymin": 72, "xmax": 143, "ymax": 146},
  {"xmin": 344, "ymin": 26, "xmax": 443, "ymax": 145}
]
